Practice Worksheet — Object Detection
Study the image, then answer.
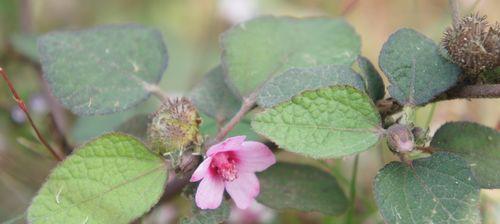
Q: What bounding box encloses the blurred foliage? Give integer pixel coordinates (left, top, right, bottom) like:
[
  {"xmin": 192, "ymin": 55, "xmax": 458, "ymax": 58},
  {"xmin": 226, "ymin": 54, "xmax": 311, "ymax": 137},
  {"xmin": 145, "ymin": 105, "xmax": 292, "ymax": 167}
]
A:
[{"xmin": 0, "ymin": 0, "xmax": 499, "ymax": 223}]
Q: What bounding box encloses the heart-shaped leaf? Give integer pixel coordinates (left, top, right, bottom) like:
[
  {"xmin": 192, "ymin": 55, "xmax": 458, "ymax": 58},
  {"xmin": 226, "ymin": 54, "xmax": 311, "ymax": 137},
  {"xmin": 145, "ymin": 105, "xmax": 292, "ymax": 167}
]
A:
[
  {"xmin": 374, "ymin": 152, "xmax": 480, "ymax": 224},
  {"xmin": 252, "ymin": 86, "xmax": 382, "ymax": 158},
  {"xmin": 379, "ymin": 28, "xmax": 460, "ymax": 105},
  {"xmin": 38, "ymin": 24, "xmax": 168, "ymax": 115},
  {"xmin": 431, "ymin": 122, "xmax": 500, "ymax": 189},
  {"xmin": 28, "ymin": 133, "xmax": 168, "ymax": 224},
  {"xmin": 222, "ymin": 16, "xmax": 361, "ymax": 97}
]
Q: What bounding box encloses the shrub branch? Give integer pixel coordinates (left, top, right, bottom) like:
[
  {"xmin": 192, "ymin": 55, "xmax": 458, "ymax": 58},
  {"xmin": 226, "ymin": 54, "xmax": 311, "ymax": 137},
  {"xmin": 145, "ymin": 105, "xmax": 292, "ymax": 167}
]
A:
[
  {"xmin": 0, "ymin": 67, "xmax": 64, "ymax": 161},
  {"xmin": 445, "ymin": 84, "xmax": 500, "ymax": 99}
]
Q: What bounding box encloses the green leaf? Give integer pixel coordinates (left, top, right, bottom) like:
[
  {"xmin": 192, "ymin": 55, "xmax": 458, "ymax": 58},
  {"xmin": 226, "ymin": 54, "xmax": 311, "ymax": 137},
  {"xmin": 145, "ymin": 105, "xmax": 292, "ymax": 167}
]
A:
[
  {"xmin": 356, "ymin": 56, "xmax": 385, "ymax": 101},
  {"xmin": 70, "ymin": 100, "xmax": 154, "ymax": 144},
  {"xmin": 379, "ymin": 28, "xmax": 460, "ymax": 105},
  {"xmin": 222, "ymin": 16, "xmax": 361, "ymax": 96},
  {"xmin": 252, "ymin": 86, "xmax": 382, "ymax": 158},
  {"xmin": 190, "ymin": 65, "xmax": 241, "ymax": 121},
  {"xmin": 374, "ymin": 152, "xmax": 480, "ymax": 224},
  {"xmin": 38, "ymin": 24, "xmax": 168, "ymax": 115},
  {"xmin": 258, "ymin": 162, "xmax": 348, "ymax": 215},
  {"xmin": 10, "ymin": 33, "xmax": 39, "ymax": 61},
  {"xmin": 71, "ymin": 111, "xmax": 134, "ymax": 143},
  {"xmin": 115, "ymin": 114, "xmax": 149, "ymax": 141},
  {"xmin": 181, "ymin": 200, "xmax": 230, "ymax": 224},
  {"xmin": 431, "ymin": 122, "xmax": 500, "ymax": 189},
  {"xmin": 28, "ymin": 133, "xmax": 168, "ymax": 224},
  {"xmin": 199, "ymin": 113, "xmax": 261, "ymax": 141},
  {"xmin": 257, "ymin": 65, "xmax": 365, "ymax": 108}
]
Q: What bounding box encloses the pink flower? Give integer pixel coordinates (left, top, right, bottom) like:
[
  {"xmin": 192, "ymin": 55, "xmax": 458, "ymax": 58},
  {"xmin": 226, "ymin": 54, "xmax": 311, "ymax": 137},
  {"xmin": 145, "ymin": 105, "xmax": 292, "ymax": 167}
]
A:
[{"xmin": 190, "ymin": 136, "xmax": 276, "ymax": 210}]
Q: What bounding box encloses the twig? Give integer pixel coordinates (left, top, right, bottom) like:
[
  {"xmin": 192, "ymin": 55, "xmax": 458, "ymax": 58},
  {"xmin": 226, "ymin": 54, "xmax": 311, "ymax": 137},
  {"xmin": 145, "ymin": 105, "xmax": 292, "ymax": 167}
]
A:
[
  {"xmin": 417, "ymin": 146, "xmax": 436, "ymax": 154},
  {"xmin": 214, "ymin": 92, "xmax": 257, "ymax": 143},
  {"xmin": 449, "ymin": 0, "xmax": 461, "ymax": 28},
  {"xmin": 143, "ymin": 83, "xmax": 170, "ymax": 103},
  {"xmin": 445, "ymin": 84, "xmax": 500, "ymax": 99},
  {"xmin": 0, "ymin": 67, "xmax": 63, "ymax": 161}
]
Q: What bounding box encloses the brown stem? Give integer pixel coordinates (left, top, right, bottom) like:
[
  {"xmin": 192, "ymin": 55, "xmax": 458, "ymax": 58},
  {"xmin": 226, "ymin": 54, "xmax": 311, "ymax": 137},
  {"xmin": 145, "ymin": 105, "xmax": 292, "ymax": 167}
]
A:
[
  {"xmin": 417, "ymin": 146, "xmax": 436, "ymax": 154},
  {"xmin": 0, "ymin": 67, "xmax": 63, "ymax": 161},
  {"xmin": 449, "ymin": 0, "xmax": 460, "ymax": 28},
  {"xmin": 214, "ymin": 92, "xmax": 257, "ymax": 143},
  {"xmin": 445, "ymin": 84, "xmax": 500, "ymax": 99}
]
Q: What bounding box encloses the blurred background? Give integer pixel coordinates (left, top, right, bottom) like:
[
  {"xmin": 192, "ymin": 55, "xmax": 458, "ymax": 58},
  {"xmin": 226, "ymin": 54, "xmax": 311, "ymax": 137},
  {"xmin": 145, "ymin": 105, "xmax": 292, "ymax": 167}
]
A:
[{"xmin": 0, "ymin": 0, "xmax": 499, "ymax": 223}]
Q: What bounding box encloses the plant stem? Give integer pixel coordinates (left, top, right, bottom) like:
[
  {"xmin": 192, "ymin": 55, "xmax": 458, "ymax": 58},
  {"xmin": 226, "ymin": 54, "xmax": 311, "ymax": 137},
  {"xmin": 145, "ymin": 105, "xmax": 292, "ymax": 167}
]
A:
[
  {"xmin": 449, "ymin": 0, "xmax": 460, "ymax": 28},
  {"xmin": 424, "ymin": 103, "xmax": 437, "ymax": 129},
  {"xmin": 214, "ymin": 92, "xmax": 257, "ymax": 143},
  {"xmin": 0, "ymin": 67, "xmax": 63, "ymax": 161},
  {"xmin": 345, "ymin": 155, "xmax": 359, "ymax": 224},
  {"xmin": 143, "ymin": 83, "xmax": 170, "ymax": 103},
  {"xmin": 446, "ymin": 84, "xmax": 500, "ymax": 99}
]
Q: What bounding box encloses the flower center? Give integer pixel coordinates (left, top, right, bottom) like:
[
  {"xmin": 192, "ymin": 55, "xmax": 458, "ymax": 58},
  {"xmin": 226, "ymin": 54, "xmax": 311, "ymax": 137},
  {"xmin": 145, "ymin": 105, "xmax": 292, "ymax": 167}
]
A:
[{"xmin": 211, "ymin": 152, "xmax": 238, "ymax": 182}]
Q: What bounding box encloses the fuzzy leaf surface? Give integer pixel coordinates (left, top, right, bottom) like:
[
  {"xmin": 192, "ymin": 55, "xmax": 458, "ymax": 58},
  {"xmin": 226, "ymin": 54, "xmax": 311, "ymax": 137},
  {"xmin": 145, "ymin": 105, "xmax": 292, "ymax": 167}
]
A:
[
  {"xmin": 258, "ymin": 162, "xmax": 347, "ymax": 215},
  {"xmin": 374, "ymin": 152, "xmax": 480, "ymax": 224},
  {"xmin": 28, "ymin": 133, "xmax": 168, "ymax": 224},
  {"xmin": 252, "ymin": 86, "xmax": 382, "ymax": 158},
  {"xmin": 431, "ymin": 122, "xmax": 500, "ymax": 188},
  {"xmin": 379, "ymin": 28, "xmax": 460, "ymax": 105},
  {"xmin": 38, "ymin": 24, "xmax": 168, "ymax": 115},
  {"xmin": 222, "ymin": 16, "xmax": 360, "ymax": 96}
]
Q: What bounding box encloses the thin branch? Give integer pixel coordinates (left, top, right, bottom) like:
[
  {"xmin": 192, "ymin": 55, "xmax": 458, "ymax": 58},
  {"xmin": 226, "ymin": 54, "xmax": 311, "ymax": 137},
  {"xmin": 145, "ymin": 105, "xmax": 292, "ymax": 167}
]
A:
[
  {"xmin": 444, "ymin": 84, "xmax": 500, "ymax": 100},
  {"xmin": 0, "ymin": 67, "xmax": 63, "ymax": 161},
  {"xmin": 449, "ymin": 0, "xmax": 461, "ymax": 28},
  {"xmin": 143, "ymin": 83, "xmax": 170, "ymax": 103},
  {"xmin": 214, "ymin": 92, "xmax": 257, "ymax": 143}
]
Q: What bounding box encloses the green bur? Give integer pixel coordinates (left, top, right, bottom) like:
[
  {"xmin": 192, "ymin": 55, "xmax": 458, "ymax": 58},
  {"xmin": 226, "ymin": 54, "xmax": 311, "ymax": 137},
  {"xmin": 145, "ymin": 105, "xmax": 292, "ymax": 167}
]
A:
[{"xmin": 147, "ymin": 98, "xmax": 202, "ymax": 165}]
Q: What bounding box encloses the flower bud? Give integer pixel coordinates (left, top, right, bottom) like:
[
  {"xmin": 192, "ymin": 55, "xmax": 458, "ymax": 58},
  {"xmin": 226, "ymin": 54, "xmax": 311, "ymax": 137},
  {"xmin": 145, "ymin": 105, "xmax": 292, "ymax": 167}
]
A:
[
  {"xmin": 442, "ymin": 13, "xmax": 500, "ymax": 76},
  {"xmin": 147, "ymin": 97, "xmax": 202, "ymax": 160},
  {"xmin": 386, "ymin": 124, "xmax": 414, "ymax": 153}
]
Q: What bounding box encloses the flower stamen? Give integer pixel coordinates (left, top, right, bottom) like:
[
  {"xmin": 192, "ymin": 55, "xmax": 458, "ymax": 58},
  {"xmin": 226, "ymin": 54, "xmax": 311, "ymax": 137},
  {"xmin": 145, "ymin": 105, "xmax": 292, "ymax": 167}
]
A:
[{"xmin": 211, "ymin": 152, "xmax": 238, "ymax": 181}]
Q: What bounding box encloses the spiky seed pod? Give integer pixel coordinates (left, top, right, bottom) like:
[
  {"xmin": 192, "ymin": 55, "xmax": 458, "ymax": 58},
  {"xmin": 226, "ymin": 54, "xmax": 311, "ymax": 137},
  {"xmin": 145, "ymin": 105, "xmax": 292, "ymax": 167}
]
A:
[
  {"xmin": 488, "ymin": 23, "xmax": 500, "ymax": 66},
  {"xmin": 442, "ymin": 13, "xmax": 500, "ymax": 76},
  {"xmin": 147, "ymin": 97, "xmax": 202, "ymax": 162}
]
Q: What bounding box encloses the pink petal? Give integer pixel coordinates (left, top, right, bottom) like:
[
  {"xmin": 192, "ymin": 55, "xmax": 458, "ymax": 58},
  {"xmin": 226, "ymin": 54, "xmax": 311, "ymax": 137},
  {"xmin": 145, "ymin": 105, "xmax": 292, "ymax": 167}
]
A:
[
  {"xmin": 225, "ymin": 172, "xmax": 260, "ymax": 209},
  {"xmin": 190, "ymin": 157, "xmax": 213, "ymax": 182},
  {"xmin": 236, "ymin": 141, "xmax": 276, "ymax": 172},
  {"xmin": 195, "ymin": 174, "xmax": 225, "ymax": 209},
  {"xmin": 207, "ymin": 136, "xmax": 246, "ymax": 156}
]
